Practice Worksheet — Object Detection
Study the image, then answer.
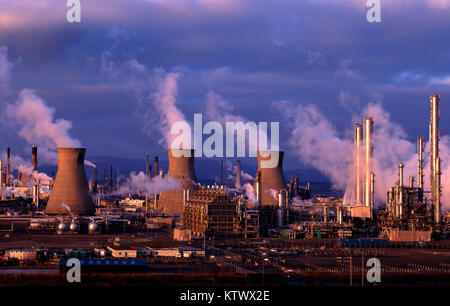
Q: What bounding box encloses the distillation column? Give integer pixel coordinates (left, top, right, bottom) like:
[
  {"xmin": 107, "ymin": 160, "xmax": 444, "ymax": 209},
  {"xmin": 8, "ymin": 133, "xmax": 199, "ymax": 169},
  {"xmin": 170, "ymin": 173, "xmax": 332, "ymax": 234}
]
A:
[
  {"xmin": 363, "ymin": 117, "xmax": 374, "ymax": 212},
  {"xmin": 354, "ymin": 123, "xmax": 362, "ymax": 203},
  {"xmin": 430, "ymin": 94, "xmax": 441, "ymax": 225}
]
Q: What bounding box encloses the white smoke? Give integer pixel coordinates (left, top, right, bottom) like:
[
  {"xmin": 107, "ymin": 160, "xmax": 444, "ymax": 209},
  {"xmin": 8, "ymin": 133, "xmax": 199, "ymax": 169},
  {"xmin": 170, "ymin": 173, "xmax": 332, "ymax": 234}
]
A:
[
  {"xmin": 275, "ymin": 101, "xmax": 353, "ymax": 191},
  {"xmin": 101, "ymin": 48, "xmax": 191, "ymax": 150},
  {"xmin": 115, "ymin": 171, "xmax": 181, "ymax": 196},
  {"xmin": 269, "ymin": 188, "xmax": 278, "ymax": 200},
  {"xmin": 0, "ymin": 151, "xmax": 51, "ymax": 185},
  {"xmin": 205, "ymin": 90, "xmax": 247, "ymax": 123},
  {"xmin": 84, "ymin": 160, "xmax": 97, "ymax": 168},
  {"xmin": 225, "ymin": 160, "xmax": 254, "ymax": 181},
  {"xmin": 6, "ymin": 89, "xmax": 81, "ymax": 149},
  {"xmin": 276, "ymin": 100, "xmax": 450, "ymax": 211},
  {"xmin": 243, "ymin": 183, "xmax": 257, "ymax": 204}
]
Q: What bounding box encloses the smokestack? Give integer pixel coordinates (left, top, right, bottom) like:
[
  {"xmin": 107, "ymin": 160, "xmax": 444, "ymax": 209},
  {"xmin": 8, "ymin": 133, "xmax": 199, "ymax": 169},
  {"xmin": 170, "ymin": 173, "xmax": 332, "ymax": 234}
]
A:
[
  {"xmin": 370, "ymin": 172, "xmax": 375, "ymax": 219},
  {"xmin": 32, "ymin": 145, "xmax": 37, "ymax": 172},
  {"xmin": 289, "ymin": 177, "xmax": 294, "ymax": 196},
  {"xmin": 6, "ymin": 147, "xmax": 10, "ymax": 186},
  {"xmin": 256, "ymin": 170, "xmax": 262, "ymax": 205},
  {"xmin": 363, "ymin": 117, "xmax": 374, "ymax": 208},
  {"xmin": 417, "ymin": 136, "xmax": 424, "ymax": 189},
  {"xmin": 45, "ymin": 148, "xmax": 94, "ymax": 215},
  {"xmin": 146, "ymin": 153, "xmax": 149, "ymax": 175},
  {"xmin": 294, "ymin": 173, "xmax": 299, "ymax": 197},
  {"xmin": 235, "ymin": 160, "xmax": 241, "ymax": 189},
  {"xmin": 158, "ymin": 149, "xmax": 198, "ymax": 213},
  {"xmin": 148, "ymin": 165, "xmax": 152, "ymax": 181},
  {"xmin": 277, "ymin": 189, "xmax": 288, "ymax": 228},
  {"xmin": 430, "ymin": 93, "xmax": 441, "ymax": 224},
  {"xmin": 254, "ymin": 151, "xmax": 287, "ymax": 206},
  {"xmin": 154, "ymin": 156, "xmax": 159, "ymax": 178},
  {"xmin": 354, "ymin": 123, "xmax": 362, "ymax": 203},
  {"xmin": 93, "ymin": 167, "xmax": 98, "ymax": 193},
  {"xmin": 409, "ymin": 177, "xmax": 414, "ymax": 188},
  {"xmin": 399, "ymin": 163, "xmax": 404, "ymax": 204}
]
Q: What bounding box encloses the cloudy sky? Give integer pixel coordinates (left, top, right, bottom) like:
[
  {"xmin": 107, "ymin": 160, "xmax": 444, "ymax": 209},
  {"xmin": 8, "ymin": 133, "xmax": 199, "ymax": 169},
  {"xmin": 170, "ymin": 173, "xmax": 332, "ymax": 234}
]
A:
[{"xmin": 0, "ymin": 0, "xmax": 449, "ymax": 170}]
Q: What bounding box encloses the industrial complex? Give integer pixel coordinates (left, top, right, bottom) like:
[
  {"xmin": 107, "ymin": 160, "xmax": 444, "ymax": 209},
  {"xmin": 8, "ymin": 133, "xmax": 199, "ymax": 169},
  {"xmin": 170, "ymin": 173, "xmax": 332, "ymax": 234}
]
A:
[{"xmin": 0, "ymin": 94, "xmax": 449, "ymax": 286}]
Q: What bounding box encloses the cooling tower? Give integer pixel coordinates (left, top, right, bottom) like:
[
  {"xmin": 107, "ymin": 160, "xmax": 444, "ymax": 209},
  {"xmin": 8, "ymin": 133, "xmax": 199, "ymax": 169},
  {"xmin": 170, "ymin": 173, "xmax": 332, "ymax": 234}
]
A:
[
  {"xmin": 158, "ymin": 149, "xmax": 198, "ymax": 214},
  {"xmin": 254, "ymin": 151, "xmax": 287, "ymax": 206},
  {"xmin": 45, "ymin": 148, "xmax": 94, "ymax": 215}
]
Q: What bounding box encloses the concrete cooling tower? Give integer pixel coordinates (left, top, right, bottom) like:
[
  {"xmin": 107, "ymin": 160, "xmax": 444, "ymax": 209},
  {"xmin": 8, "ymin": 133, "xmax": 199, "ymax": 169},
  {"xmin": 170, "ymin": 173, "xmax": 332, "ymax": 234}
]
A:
[
  {"xmin": 45, "ymin": 148, "xmax": 94, "ymax": 215},
  {"xmin": 158, "ymin": 149, "xmax": 198, "ymax": 214},
  {"xmin": 254, "ymin": 151, "xmax": 287, "ymax": 206}
]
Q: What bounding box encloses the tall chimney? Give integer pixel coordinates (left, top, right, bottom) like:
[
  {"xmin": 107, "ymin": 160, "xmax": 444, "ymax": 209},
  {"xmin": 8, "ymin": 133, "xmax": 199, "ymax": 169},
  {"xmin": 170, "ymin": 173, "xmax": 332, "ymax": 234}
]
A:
[
  {"xmin": 370, "ymin": 172, "xmax": 375, "ymax": 219},
  {"xmin": 154, "ymin": 156, "xmax": 159, "ymax": 177},
  {"xmin": 146, "ymin": 153, "xmax": 149, "ymax": 174},
  {"xmin": 6, "ymin": 147, "xmax": 10, "ymax": 186},
  {"xmin": 256, "ymin": 170, "xmax": 262, "ymax": 205},
  {"xmin": 363, "ymin": 117, "xmax": 374, "ymax": 208},
  {"xmin": 45, "ymin": 148, "xmax": 94, "ymax": 215},
  {"xmin": 254, "ymin": 151, "xmax": 287, "ymax": 206},
  {"xmin": 158, "ymin": 149, "xmax": 198, "ymax": 213},
  {"xmin": 32, "ymin": 145, "xmax": 37, "ymax": 172},
  {"xmin": 235, "ymin": 160, "xmax": 241, "ymax": 189},
  {"xmin": 430, "ymin": 93, "xmax": 441, "ymax": 224},
  {"xmin": 354, "ymin": 123, "xmax": 362, "ymax": 203},
  {"xmin": 398, "ymin": 163, "xmax": 404, "ymax": 204},
  {"xmin": 93, "ymin": 167, "xmax": 98, "ymax": 193},
  {"xmin": 417, "ymin": 136, "xmax": 424, "ymax": 189}
]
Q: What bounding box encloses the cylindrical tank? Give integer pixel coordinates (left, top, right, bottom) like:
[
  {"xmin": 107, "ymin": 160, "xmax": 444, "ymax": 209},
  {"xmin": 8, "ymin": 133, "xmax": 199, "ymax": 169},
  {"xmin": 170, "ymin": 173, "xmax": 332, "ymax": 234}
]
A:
[
  {"xmin": 88, "ymin": 221, "xmax": 99, "ymax": 233},
  {"xmin": 45, "ymin": 148, "xmax": 94, "ymax": 215},
  {"xmin": 58, "ymin": 223, "xmax": 67, "ymax": 231},
  {"xmin": 158, "ymin": 149, "xmax": 198, "ymax": 213},
  {"xmin": 69, "ymin": 222, "xmax": 78, "ymax": 231},
  {"xmin": 254, "ymin": 151, "xmax": 286, "ymax": 206}
]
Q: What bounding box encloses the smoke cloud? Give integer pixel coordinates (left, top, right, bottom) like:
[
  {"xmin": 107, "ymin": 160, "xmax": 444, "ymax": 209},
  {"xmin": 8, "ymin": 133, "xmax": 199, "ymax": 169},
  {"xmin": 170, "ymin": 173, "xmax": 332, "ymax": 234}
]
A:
[
  {"xmin": 115, "ymin": 171, "xmax": 181, "ymax": 197},
  {"xmin": 101, "ymin": 47, "xmax": 191, "ymax": 150},
  {"xmin": 276, "ymin": 100, "xmax": 450, "ymax": 211},
  {"xmin": 6, "ymin": 89, "xmax": 81, "ymax": 150},
  {"xmin": 243, "ymin": 183, "xmax": 257, "ymax": 204}
]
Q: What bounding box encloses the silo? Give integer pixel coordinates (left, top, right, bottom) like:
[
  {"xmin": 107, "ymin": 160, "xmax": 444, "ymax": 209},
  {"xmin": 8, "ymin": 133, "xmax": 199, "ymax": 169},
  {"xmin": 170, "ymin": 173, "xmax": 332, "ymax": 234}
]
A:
[
  {"xmin": 158, "ymin": 149, "xmax": 198, "ymax": 214},
  {"xmin": 45, "ymin": 148, "xmax": 94, "ymax": 215},
  {"xmin": 254, "ymin": 151, "xmax": 287, "ymax": 206}
]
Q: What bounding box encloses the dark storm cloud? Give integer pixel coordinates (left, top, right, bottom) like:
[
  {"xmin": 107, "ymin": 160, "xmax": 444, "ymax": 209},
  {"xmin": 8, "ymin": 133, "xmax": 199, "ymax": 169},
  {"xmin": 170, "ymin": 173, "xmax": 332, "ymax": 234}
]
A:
[{"xmin": 0, "ymin": 0, "xmax": 449, "ymax": 168}]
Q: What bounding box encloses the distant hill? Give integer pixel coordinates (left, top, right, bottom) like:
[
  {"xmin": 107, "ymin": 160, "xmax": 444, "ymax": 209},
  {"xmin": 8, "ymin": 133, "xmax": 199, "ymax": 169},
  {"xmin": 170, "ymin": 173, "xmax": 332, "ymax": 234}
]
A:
[{"xmin": 39, "ymin": 155, "xmax": 330, "ymax": 183}]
